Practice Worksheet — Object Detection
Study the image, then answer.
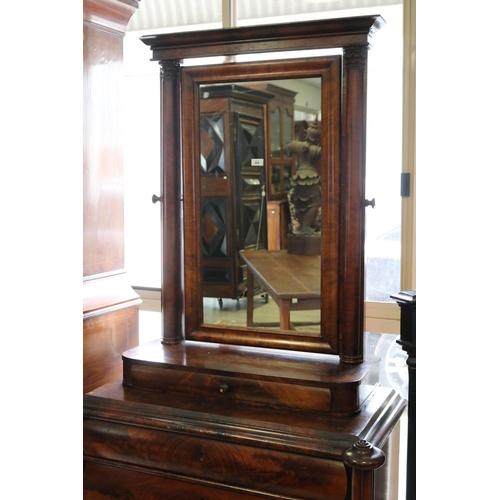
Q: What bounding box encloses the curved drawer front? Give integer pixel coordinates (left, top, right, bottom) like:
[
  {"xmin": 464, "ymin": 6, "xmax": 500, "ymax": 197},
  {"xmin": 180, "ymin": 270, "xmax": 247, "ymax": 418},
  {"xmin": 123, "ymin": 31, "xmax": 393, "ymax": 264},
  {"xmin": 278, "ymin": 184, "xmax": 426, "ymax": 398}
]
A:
[
  {"xmin": 128, "ymin": 364, "xmax": 332, "ymax": 412},
  {"xmin": 84, "ymin": 419, "xmax": 347, "ymax": 500}
]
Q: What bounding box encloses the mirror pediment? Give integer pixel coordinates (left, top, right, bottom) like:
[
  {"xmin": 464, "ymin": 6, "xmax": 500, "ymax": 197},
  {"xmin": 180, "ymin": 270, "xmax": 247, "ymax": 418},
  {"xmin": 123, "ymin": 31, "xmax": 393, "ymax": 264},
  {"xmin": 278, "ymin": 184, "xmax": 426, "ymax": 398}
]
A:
[
  {"xmin": 141, "ymin": 15, "xmax": 385, "ymax": 363},
  {"xmin": 140, "ymin": 15, "xmax": 385, "ymax": 61}
]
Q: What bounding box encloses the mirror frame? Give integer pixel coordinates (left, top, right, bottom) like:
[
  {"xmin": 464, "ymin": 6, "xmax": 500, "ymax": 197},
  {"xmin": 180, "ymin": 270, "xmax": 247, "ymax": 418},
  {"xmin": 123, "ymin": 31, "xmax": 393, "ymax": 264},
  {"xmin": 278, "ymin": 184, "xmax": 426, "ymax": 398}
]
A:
[
  {"xmin": 184, "ymin": 59, "xmax": 339, "ymax": 354},
  {"xmin": 141, "ymin": 15, "xmax": 385, "ymax": 363}
]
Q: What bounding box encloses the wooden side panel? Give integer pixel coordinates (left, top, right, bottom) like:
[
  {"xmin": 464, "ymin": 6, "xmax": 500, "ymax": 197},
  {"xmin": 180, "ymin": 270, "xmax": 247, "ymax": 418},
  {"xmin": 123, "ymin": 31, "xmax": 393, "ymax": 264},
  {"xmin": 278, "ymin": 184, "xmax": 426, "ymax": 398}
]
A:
[
  {"xmin": 83, "ymin": 0, "xmax": 140, "ymax": 394},
  {"xmin": 267, "ymin": 200, "xmax": 290, "ymax": 250},
  {"xmin": 83, "ymin": 306, "xmax": 139, "ymax": 394},
  {"xmin": 83, "ymin": 18, "xmax": 124, "ymax": 277}
]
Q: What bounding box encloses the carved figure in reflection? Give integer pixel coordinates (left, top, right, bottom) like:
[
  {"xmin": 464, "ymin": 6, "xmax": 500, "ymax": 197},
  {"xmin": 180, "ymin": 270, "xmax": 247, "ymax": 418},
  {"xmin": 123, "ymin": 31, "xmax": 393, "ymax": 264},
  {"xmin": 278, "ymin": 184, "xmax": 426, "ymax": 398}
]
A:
[{"xmin": 285, "ymin": 118, "xmax": 322, "ymax": 236}]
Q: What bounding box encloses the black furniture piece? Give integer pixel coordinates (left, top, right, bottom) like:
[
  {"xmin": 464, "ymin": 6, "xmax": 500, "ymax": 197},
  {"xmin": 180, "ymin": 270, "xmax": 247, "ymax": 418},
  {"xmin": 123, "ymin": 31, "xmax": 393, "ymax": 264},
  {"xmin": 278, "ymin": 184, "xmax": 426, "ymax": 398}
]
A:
[{"xmin": 391, "ymin": 290, "xmax": 416, "ymax": 500}]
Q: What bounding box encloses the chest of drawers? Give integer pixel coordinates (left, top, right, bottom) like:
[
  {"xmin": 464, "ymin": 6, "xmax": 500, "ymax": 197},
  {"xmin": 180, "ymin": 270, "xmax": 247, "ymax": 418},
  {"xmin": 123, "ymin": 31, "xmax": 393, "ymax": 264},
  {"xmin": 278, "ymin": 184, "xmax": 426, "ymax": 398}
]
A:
[{"xmin": 84, "ymin": 378, "xmax": 404, "ymax": 499}]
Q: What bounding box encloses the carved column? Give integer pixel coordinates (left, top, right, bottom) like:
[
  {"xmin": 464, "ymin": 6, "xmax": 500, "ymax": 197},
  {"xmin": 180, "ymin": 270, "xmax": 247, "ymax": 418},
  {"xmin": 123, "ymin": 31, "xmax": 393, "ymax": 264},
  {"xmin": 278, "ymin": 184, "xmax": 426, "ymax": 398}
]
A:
[
  {"xmin": 159, "ymin": 60, "xmax": 184, "ymax": 344},
  {"xmin": 342, "ymin": 439, "xmax": 385, "ymax": 500},
  {"xmin": 339, "ymin": 45, "xmax": 369, "ymax": 363}
]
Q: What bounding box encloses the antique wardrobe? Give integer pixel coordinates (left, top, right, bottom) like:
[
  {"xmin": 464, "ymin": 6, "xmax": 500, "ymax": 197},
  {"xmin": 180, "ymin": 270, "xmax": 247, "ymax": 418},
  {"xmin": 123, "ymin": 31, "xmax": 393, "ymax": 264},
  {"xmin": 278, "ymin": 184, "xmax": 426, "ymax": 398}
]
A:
[{"xmin": 83, "ymin": 14, "xmax": 406, "ymax": 500}]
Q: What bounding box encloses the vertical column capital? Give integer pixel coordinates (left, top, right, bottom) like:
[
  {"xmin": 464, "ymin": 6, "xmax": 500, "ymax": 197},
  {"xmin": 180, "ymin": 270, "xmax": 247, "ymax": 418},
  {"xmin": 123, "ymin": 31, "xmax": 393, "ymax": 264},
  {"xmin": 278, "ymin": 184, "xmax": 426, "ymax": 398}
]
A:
[
  {"xmin": 343, "ymin": 45, "xmax": 369, "ymax": 67},
  {"xmin": 160, "ymin": 60, "xmax": 181, "ymax": 80}
]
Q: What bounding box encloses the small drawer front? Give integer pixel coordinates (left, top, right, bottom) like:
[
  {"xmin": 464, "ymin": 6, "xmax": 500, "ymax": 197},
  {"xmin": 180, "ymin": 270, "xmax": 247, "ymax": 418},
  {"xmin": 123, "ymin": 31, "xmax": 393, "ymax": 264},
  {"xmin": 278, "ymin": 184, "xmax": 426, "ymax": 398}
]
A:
[
  {"xmin": 127, "ymin": 364, "xmax": 332, "ymax": 412},
  {"xmin": 84, "ymin": 419, "xmax": 347, "ymax": 500}
]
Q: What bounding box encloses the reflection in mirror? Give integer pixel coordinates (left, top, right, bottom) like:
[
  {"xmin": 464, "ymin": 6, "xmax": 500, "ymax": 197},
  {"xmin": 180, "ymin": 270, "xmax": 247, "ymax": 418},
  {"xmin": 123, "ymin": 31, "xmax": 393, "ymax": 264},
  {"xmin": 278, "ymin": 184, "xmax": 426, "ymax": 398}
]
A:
[{"xmin": 200, "ymin": 78, "xmax": 322, "ymax": 334}]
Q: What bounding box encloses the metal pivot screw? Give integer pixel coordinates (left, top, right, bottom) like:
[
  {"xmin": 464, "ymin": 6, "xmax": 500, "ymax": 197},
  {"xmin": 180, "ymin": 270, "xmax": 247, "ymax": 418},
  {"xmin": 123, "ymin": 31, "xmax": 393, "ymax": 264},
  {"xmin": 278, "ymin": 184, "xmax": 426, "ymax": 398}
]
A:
[
  {"xmin": 365, "ymin": 198, "xmax": 375, "ymax": 208},
  {"xmin": 152, "ymin": 194, "xmax": 161, "ymax": 204}
]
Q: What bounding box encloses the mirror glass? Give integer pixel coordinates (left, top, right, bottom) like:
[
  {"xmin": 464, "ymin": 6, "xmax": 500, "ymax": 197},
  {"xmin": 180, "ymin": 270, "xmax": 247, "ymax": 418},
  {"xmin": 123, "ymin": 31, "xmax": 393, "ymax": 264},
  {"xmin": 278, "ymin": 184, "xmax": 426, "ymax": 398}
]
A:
[{"xmin": 200, "ymin": 78, "xmax": 322, "ymax": 335}]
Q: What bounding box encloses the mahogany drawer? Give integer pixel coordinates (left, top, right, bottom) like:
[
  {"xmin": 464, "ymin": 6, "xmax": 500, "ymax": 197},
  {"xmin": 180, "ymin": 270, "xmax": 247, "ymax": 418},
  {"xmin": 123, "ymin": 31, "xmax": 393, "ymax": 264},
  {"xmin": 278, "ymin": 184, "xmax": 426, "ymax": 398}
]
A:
[
  {"xmin": 83, "ymin": 419, "xmax": 347, "ymax": 500},
  {"xmin": 84, "ymin": 460, "xmax": 278, "ymax": 499},
  {"xmin": 125, "ymin": 364, "xmax": 333, "ymax": 412}
]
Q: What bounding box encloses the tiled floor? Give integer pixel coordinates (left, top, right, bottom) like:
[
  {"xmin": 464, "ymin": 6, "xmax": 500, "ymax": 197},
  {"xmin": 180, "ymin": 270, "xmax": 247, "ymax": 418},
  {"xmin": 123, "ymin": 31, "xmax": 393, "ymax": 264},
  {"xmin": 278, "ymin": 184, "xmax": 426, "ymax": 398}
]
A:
[{"xmin": 137, "ymin": 297, "xmax": 409, "ymax": 499}]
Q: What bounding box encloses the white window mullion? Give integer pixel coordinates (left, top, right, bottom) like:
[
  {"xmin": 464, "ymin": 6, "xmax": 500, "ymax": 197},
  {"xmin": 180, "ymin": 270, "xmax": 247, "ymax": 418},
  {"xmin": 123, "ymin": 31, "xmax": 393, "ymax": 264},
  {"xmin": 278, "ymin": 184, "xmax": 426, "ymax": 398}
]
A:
[
  {"xmin": 365, "ymin": 0, "xmax": 415, "ymax": 334},
  {"xmin": 401, "ymin": 0, "xmax": 416, "ymax": 292},
  {"xmin": 222, "ymin": 0, "xmax": 237, "ymax": 27}
]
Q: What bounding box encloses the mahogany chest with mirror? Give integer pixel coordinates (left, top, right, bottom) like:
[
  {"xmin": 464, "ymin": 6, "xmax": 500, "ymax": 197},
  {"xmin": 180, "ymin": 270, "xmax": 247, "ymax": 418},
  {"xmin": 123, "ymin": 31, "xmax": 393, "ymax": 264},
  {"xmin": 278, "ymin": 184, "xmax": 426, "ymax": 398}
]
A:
[{"xmin": 83, "ymin": 15, "xmax": 406, "ymax": 499}]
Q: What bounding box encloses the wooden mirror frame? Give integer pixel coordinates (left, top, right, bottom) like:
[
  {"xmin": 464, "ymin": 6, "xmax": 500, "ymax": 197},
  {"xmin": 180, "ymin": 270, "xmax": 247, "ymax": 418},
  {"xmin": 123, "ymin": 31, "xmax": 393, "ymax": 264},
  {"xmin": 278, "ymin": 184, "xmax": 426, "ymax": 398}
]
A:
[{"xmin": 141, "ymin": 15, "xmax": 385, "ymax": 363}]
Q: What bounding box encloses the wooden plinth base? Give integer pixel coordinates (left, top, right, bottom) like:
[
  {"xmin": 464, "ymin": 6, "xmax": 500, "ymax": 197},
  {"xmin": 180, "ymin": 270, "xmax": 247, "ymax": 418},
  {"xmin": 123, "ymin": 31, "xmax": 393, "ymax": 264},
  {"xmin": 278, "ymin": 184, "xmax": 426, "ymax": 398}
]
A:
[{"xmin": 122, "ymin": 340, "xmax": 380, "ymax": 415}]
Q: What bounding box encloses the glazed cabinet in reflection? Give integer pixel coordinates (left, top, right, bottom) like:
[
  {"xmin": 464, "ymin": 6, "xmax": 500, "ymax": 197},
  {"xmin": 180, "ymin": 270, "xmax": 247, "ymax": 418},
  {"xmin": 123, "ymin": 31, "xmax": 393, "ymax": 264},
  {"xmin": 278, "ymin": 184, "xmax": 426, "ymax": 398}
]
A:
[{"xmin": 200, "ymin": 84, "xmax": 271, "ymax": 302}]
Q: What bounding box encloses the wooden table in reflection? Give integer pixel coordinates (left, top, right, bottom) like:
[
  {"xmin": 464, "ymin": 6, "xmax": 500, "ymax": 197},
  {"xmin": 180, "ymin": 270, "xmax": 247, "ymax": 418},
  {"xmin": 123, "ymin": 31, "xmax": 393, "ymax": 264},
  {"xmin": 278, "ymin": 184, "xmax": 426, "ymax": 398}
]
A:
[{"xmin": 240, "ymin": 249, "xmax": 321, "ymax": 331}]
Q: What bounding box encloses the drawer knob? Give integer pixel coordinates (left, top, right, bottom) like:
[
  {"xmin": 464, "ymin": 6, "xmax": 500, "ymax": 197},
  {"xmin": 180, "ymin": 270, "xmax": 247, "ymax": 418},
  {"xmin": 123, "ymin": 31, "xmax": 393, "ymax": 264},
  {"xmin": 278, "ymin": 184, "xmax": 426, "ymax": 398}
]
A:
[{"xmin": 218, "ymin": 384, "xmax": 229, "ymax": 394}]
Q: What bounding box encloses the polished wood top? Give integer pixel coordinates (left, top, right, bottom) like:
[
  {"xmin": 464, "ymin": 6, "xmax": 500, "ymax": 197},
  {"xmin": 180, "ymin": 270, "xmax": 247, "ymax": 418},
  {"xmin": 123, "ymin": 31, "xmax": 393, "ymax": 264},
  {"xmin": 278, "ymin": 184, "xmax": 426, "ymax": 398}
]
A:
[
  {"xmin": 240, "ymin": 250, "xmax": 320, "ymax": 300},
  {"xmin": 123, "ymin": 340, "xmax": 376, "ymax": 388},
  {"xmin": 85, "ymin": 378, "xmax": 405, "ymax": 446}
]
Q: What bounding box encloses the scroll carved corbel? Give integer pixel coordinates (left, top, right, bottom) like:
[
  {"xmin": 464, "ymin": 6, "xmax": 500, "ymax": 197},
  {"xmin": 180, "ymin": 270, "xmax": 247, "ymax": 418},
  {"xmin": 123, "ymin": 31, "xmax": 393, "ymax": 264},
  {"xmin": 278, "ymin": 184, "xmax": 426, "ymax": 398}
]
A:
[
  {"xmin": 342, "ymin": 439, "xmax": 385, "ymax": 470},
  {"xmin": 342, "ymin": 439, "xmax": 385, "ymax": 500}
]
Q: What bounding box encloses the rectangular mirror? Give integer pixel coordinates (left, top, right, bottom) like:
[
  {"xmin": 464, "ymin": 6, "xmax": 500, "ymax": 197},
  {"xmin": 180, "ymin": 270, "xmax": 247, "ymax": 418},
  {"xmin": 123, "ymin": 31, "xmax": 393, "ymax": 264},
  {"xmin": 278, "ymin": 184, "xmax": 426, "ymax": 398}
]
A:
[{"xmin": 200, "ymin": 78, "xmax": 322, "ymax": 336}]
